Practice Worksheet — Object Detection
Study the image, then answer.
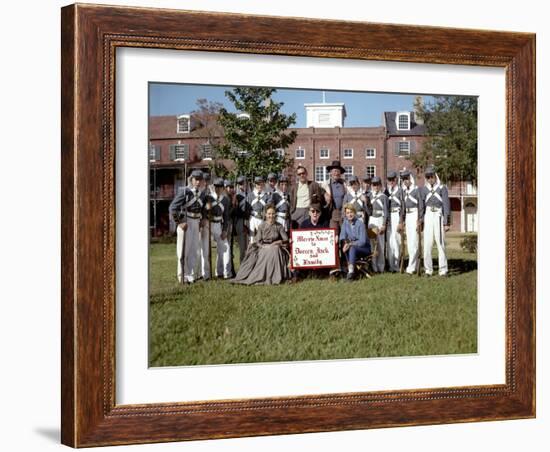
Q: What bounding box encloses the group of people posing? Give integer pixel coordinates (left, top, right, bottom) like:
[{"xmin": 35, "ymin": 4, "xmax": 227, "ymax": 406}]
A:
[{"xmin": 168, "ymin": 159, "xmax": 451, "ymax": 285}]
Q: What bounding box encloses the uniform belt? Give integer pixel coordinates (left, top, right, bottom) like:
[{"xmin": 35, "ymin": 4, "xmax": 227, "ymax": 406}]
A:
[
  {"xmin": 406, "ymin": 207, "xmax": 418, "ymax": 213},
  {"xmin": 371, "ymin": 210, "xmax": 383, "ymax": 218},
  {"xmin": 276, "ymin": 212, "xmax": 288, "ymax": 218},
  {"xmin": 251, "ymin": 211, "xmax": 263, "ymax": 218},
  {"xmin": 390, "ymin": 207, "xmax": 400, "ymax": 213},
  {"xmin": 430, "ymin": 206, "xmax": 442, "ymax": 213},
  {"xmin": 211, "ymin": 216, "xmax": 223, "ymax": 222},
  {"xmin": 186, "ymin": 212, "xmax": 202, "ymax": 219}
]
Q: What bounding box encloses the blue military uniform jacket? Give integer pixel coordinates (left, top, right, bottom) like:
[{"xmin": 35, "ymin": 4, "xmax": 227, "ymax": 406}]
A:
[
  {"xmin": 384, "ymin": 185, "xmax": 405, "ymax": 226},
  {"xmin": 343, "ymin": 189, "xmax": 371, "ymax": 222},
  {"xmin": 169, "ymin": 186, "xmax": 206, "ymax": 222},
  {"xmin": 234, "ymin": 188, "xmax": 250, "ymax": 220},
  {"xmin": 205, "ymin": 192, "xmax": 230, "ymax": 232},
  {"xmin": 401, "ymin": 185, "xmax": 424, "ymax": 223},
  {"xmin": 368, "ymin": 190, "xmax": 389, "ymax": 225},
  {"xmin": 271, "ymin": 190, "xmax": 291, "ymax": 224},
  {"xmin": 247, "ymin": 189, "xmax": 269, "ymax": 220},
  {"xmin": 419, "ymin": 182, "xmax": 451, "ymax": 225}
]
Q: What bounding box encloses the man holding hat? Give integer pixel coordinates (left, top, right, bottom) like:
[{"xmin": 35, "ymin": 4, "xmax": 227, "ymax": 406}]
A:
[
  {"xmin": 169, "ymin": 169, "xmax": 206, "ymax": 284},
  {"xmin": 247, "ymin": 176, "xmax": 269, "ymax": 242},
  {"xmin": 385, "ymin": 170, "xmax": 405, "ymax": 272},
  {"xmin": 368, "ymin": 176, "xmax": 388, "ymax": 273},
  {"xmin": 234, "ymin": 176, "xmax": 250, "ymax": 263},
  {"xmin": 400, "ymin": 169, "xmax": 424, "ymax": 274},
  {"xmin": 203, "ymin": 178, "xmax": 232, "ymax": 279},
  {"xmin": 271, "ymin": 175, "xmax": 291, "ymax": 231},
  {"xmin": 419, "ymin": 166, "xmax": 451, "ymax": 276},
  {"xmin": 322, "ymin": 160, "xmax": 347, "ymax": 232}
]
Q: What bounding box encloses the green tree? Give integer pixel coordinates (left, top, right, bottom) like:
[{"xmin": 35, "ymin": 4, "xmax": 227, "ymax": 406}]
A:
[
  {"xmin": 216, "ymin": 87, "xmax": 297, "ymax": 179},
  {"xmin": 190, "ymin": 98, "xmax": 225, "ymax": 176},
  {"xmin": 410, "ymin": 96, "xmax": 478, "ymax": 183}
]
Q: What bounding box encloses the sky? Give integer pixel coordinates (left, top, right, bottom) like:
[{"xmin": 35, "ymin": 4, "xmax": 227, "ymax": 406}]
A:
[{"xmin": 149, "ymin": 83, "xmax": 437, "ymax": 128}]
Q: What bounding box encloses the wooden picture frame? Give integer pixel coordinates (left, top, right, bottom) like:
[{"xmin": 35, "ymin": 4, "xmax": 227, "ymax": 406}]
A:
[{"xmin": 61, "ymin": 3, "xmax": 535, "ymax": 447}]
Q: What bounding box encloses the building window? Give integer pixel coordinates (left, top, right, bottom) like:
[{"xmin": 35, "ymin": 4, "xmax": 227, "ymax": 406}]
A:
[
  {"xmin": 200, "ymin": 143, "xmax": 213, "ymax": 160},
  {"xmin": 295, "ymin": 147, "xmax": 305, "ymax": 159},
  {"xmin": 398, "ymin": 141, "xmax": 410, "ymax": 156},
  {"xmin": 343, "ymin": 165, "xmax": 354, "ymax": 181},
  {"xmin": 170, "ymin": 144, "xmax": 189, "ymax": 161},
  {"xmin": 343, "ymin": 148, "xmax": 353, "ymax": 159},
  {"xmin": 319, "ymin": 148, "xmax": 329, "ymax": 159},
  {"xmin": 365, "ymin": 147, "xmax": 376, "ymax": 159},
  {"xmin": 177, "ymin": 115, "xmax": 190, "ymax": 134},
  {"xmin": 274, "ymin": 148, "xmax": 285, "ymax": 158},
  {"xmin": 315, "ymin": 166, "xmax": 329, "ymax": 183},
  {"xmin": 365, "ymin": 165, "xmax": 376, "ymax": 178},
  {"xmin": 397, "ymin": 112, "xmax": 410, "ymax": 131},
  {"xmin": 149, "ymin": 144, "xmax": 160, "ymax": 161}
]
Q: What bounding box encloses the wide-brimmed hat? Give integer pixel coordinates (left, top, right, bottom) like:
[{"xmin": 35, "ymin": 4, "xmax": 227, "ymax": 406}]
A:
[{"xmin": 326, "ymin": 160, "xmax": 345, "ymax": 173}]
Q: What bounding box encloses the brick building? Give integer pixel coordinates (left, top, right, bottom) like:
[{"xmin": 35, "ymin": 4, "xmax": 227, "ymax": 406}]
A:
[{"xmin": 149, "ymin": 102, "xmax": 477, "ymax": 235}]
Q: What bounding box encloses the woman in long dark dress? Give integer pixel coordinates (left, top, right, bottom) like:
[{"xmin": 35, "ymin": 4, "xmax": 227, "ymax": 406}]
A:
[{"xmin": 232, "ymin": 205, "xmax": 290, "ymax": 285}]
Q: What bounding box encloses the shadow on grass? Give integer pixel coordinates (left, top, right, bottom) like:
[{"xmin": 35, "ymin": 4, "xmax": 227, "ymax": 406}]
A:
[{"xmin": 445, "ymin": 258, "xmax": 478, "ymax": 275}]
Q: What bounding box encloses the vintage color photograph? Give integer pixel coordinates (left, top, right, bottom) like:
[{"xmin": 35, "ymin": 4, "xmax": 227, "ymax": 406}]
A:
[{"xmin": 148, "ymin": 83, "xmax": 478, "ymax": 366}]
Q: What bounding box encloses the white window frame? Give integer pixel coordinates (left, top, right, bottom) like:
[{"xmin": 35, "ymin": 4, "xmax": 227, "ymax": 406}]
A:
[
  {"xmin": 366, "ymin": 165, "xmax": 376, "ymax": 178},
  {"xmin": 396, "ymin": 111, "xmax": 410, "ymax": 131},
  {"xmin": 365, "ymin": 147, "xmax": 376, "ymax": 159},
  {"xmin": 295, "ymin": 147, "xmax": 305, "ymax": 159},
  {"xmin": 343, "ymin": 148, "xmax": 354, "ymax": 159},
  {"xmin": 149, "ymin": 144, "xmax": 158, "ymax": 161},
  {"xmin": 200, "ymin": 143, "xmax": 213, "ymax": 160},
  {"xmin": 319, "ymin": 148, "xmax": 330, "ymax": 159},
  {"xmin": 176, "ymin": 114, "xmax": 190, "ymax": 134},
  {"xmin": 315, "ymin": 165, "xmax": 329, "ymax": 183},
  {"xmin": 274, "ymin": 148, "xmax": 285, "ymax": 159},
  {"xmin": 398, "ymin": 141, "xmax": 411, "ymax": 156},
  {"xmin": 343, "ymin": 165, "xmax": 354, "ymax": 181},
  {"xmin": 174, "ymin": 144, "xmax": 189, "ymax": 161}
]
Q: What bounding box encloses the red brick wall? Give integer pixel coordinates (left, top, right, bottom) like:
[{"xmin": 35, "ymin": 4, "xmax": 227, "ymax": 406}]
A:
[{"xmin": 385, "ymin": 135, "xmax": 427, "ymax": 177}]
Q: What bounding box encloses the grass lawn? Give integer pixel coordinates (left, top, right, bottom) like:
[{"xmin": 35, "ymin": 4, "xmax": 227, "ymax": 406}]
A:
[{"xmin": 149, "ymin": 233, "xmax": 477, "ymax": 367}]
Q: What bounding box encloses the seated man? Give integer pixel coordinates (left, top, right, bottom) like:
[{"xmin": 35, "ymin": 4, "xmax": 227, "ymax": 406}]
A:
[
  {"xmin": 340, "ymin": 203, "xmax": 371, "ymax": 280},
  {"xmin": 289, "ymin": 200, "xmax": 329, "ymax": 283},
  {"xmin": 300, "ymin": 197, "xmax": 328, "ymax": 229}
]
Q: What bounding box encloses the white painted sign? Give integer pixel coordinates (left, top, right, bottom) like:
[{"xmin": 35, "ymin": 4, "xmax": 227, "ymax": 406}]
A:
[{"xmin": 290, "ymin": 228, "xmax": 339, "ymax": 269}]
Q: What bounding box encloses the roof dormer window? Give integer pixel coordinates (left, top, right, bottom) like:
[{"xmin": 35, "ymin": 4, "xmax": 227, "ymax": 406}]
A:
[
  {"xmin": 177, "ymin": 115, "xmax": 190, "ymax": 134},
  {"xmin": 397, "ymin": 112, "xmax": 410, "ymax": 131}
]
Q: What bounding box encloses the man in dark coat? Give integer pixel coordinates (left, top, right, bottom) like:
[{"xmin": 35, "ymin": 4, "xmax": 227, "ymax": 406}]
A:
[{"xmin": 288, "ymin": 165, "xmax": 326, "ymax": 228}]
